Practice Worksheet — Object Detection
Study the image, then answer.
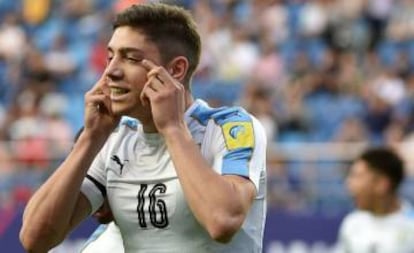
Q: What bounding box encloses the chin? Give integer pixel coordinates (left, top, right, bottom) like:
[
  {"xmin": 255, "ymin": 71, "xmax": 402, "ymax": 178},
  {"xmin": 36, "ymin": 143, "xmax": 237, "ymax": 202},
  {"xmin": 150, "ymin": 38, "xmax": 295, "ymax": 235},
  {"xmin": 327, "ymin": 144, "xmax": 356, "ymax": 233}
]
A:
[{"xmin": 112, "ymin": 103, "xmax": 133, "ymax": 115}]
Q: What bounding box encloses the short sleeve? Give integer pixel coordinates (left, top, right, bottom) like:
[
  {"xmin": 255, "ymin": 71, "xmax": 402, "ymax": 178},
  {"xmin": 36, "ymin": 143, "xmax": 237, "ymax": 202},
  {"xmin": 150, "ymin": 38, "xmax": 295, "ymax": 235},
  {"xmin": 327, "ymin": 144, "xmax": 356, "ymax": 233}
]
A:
[
  {"xmin": 80, "ymin": 147, "xmax": 107, "ymax": 214},
  {"xmin": 210, "ymin": 113, "xmax": 267, "ymax": 191}
]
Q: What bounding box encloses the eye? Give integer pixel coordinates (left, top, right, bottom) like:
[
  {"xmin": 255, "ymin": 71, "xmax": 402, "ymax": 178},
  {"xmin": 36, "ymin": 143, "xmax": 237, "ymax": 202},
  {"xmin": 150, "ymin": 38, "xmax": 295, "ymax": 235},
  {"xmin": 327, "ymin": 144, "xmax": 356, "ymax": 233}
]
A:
[
  {"xmin": 127, "ymin": 57, "xmax": 139, "ymax": 63},
  {"xmin": 107, "ymin": 56, "xmax": 113, "ymax": 63}
]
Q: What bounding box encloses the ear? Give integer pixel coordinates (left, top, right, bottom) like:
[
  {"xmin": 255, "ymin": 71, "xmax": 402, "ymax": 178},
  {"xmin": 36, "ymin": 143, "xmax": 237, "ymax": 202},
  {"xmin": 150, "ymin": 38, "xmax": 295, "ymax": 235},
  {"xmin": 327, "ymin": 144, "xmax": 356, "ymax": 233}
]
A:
[{"xmin": 166, "ymin": 56, "xmax": 189, "ymax": 83}]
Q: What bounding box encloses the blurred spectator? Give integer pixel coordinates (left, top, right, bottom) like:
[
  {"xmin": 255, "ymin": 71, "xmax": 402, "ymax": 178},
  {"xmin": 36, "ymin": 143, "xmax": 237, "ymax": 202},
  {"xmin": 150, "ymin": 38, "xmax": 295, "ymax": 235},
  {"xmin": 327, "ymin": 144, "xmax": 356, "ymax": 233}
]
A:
[
  {"xmin": 242, "ymin": 80, "xmax": 277, "ymax": 142},
  {"xmin": 39, "ymin": 93, "xmax": 72, "ymax": 163},
  {"xmin": 299, "ymin": 0, "xmax": 328, "ymax": 39},
  {"xmin": 208, "ymin": 22, "xmax": 259, "ymax": 81},
  {"xmin": 252, "ymin": 35, "xmax": 285, "ymax": 88},
  {"xmin": 0, "ymin": 13, "xmax": 26, "ymax": 63},
  {"xmin": 333, "ymin": 117, "xmax": 369, "ymax": 143},
  {"xmin": 0, "ymin": 142, "xmax": 14, "ymax": 174},
  {"xmin": 365, "ymin": 0, "xmax": 393, "ymax": 49},
  {"xmin": 7, "ymin": 90, "xmax": 49, "ymax": 170},
  {"xmin": 386, "ymin": 0, "xmax": 414, "ymax": 42},
  {"xmin": 44, "ymin": 34, "xmax": 76, "ymax": 78}
]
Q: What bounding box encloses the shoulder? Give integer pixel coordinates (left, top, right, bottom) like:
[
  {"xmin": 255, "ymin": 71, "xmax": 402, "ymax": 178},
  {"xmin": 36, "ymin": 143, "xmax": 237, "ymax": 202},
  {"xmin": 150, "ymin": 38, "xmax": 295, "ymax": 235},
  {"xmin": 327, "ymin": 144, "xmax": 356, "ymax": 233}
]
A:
[
  {"xmin": 341, "ymin": 210, "xmax": 370, "ymax": 230},
  {"xmin": 191, "ymin": 100, "xmax": 264, "ymax": 134},
  {"xmin": 400, "ymin": 201, "xmax": 414, "ymax": 222},
  {"xmin": 190, "ymin": 99, "xmax": 253, "ymax": 126}
]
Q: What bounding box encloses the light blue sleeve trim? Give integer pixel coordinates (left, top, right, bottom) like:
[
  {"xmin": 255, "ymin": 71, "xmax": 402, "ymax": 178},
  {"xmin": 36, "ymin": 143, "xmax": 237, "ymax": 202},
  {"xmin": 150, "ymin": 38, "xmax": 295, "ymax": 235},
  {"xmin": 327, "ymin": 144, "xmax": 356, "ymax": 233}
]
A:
[
  {"xmin": 222, "ymin": 147, "xmax": 253, "ymax": 177},
  {"xmin": 212, "ymin": 107, "xmax": 251, "ymax": 125},
  {"xmin": 190, "ymin": 103, "xmax": 224, "ymax": 126}
]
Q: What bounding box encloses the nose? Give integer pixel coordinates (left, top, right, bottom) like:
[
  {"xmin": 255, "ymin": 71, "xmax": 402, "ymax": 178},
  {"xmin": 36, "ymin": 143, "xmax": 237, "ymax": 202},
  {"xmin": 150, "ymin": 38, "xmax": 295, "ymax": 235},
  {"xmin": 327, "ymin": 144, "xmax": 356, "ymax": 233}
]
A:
[{"xmin": 105, "ymin": 58, "xmax": 124, "ymax": 81}]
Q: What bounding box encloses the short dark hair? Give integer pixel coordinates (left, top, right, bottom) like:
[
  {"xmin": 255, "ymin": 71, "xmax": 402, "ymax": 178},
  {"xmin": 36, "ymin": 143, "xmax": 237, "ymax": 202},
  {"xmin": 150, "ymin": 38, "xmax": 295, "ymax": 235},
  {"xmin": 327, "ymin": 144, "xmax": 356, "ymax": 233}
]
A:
[
  {"xmin": 113, "ymin": 3, "xmax": 201, "ymax": 86},
  {"xmin": 358, "ymin": 147, "xmax": 405, "ymax": 192}
]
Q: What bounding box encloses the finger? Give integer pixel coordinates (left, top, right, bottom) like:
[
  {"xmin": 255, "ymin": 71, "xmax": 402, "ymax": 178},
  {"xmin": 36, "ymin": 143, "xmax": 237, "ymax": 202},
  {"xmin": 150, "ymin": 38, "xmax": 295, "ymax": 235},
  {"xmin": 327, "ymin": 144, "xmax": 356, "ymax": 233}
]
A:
[
  {"xmin": 88, "ymin": 75, "xmax": 109, "ymax": 96},
  {"xmin": 142, "ymin": 84, "xmax": 157, "ymax": 99},
  {"xmin": 140, "ymin": 82, "xmax": 157, "ymax": 106},
  {"xmin": 147, "ymin": 75, "xmax": 164, "ymax": 91},
  {"xmin": 86, "ymin": 94, "xmax": 112, "ymax": 114},
  {"xmin": 147, "ymin": 68, "xmax": 171, "ymax": 84},
  {"xmin": 141, "ymin": 59, "xmax": 159, "ymax": 71},
  {"xmin": 141, "ymin": 59, "xmax": 169, "ymax": 81}
]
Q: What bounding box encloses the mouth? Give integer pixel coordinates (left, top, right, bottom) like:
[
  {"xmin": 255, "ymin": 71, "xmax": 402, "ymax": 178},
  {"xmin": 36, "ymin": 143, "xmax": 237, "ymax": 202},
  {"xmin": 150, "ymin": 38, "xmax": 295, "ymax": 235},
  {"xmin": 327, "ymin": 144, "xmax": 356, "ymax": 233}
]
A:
[
  {"xmin": 110, "ymin": 87, "xmax": 129, "ymax": 95},
  {"xmin": 109, "ymin": 87, "xmax": 130, "ymax": 101}
]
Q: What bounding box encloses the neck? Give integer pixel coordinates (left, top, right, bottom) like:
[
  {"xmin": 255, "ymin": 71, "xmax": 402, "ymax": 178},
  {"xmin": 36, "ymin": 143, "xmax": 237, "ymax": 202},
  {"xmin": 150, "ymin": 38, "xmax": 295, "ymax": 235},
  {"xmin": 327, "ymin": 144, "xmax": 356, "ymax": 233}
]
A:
[
  {"xmin": 371, "ymin": 194, "xmax": 401, "ymax": 216},
  {"xmin": 140, "ymin": 92, "xmax": 194, "ymax": 133}
]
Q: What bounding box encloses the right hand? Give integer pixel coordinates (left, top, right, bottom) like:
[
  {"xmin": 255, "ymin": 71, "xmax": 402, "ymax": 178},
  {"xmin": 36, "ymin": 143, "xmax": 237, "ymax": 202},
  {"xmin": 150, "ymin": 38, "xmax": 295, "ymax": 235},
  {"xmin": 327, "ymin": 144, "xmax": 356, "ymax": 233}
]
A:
[{"xmin": 84, "ymin": 75, "xmax": 120, "ymax": 140}]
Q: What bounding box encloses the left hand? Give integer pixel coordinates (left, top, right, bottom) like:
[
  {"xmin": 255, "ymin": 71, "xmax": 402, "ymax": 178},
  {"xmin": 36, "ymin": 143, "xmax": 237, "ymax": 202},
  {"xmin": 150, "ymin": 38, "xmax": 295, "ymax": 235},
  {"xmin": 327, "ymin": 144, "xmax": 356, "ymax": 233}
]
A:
[{"xmin": 140, "ymin": 59, "xmax": 186, "ymax": 134}]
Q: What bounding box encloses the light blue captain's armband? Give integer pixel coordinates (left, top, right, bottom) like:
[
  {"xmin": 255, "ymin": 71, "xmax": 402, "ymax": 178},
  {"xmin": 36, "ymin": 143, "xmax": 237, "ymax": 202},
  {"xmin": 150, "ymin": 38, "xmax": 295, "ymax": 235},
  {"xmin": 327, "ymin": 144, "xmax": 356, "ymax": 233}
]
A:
[
  {"xmin": 213, "ymin": 107, "xmax": 255, "ymax": 177},
  {"xmin": 190, "ymin": 103, "xmax": 256, "ymax": 177},
  {"xmin": 212, "ymin": 107, "xmax": 255, "ymax": 151}
]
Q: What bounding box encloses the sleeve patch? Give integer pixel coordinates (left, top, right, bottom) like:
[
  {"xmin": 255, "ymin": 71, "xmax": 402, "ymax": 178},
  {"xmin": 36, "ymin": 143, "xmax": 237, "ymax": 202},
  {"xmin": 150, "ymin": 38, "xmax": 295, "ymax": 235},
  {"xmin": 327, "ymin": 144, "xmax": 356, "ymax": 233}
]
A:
[{"xmin": 222, "ymin": 121, "xmax": 254, "ymax": 150}]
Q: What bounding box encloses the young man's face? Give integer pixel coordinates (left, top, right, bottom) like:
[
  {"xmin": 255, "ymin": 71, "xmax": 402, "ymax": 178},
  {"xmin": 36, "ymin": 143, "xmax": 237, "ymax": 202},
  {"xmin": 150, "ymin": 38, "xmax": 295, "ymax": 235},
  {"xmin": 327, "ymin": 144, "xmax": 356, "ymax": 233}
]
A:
[
  {"xmin": 346, "ymin": 160, "xmax": 382, "ymax": 211},
  {"xmin": 105, "ymin": 26, "xmax": 162, "ymax": 118}
]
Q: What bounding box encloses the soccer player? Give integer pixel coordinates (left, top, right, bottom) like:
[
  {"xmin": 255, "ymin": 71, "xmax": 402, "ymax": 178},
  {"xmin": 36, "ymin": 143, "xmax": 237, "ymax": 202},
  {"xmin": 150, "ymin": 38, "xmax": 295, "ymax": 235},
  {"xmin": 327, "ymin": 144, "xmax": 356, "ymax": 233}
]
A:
[
  {"xmin": 336, "ymin": 147, "xmax": 414, "ymax": 253},
  {"xmin": 20, "ymin": 3, "xmax": 267, "ymax": 253}
]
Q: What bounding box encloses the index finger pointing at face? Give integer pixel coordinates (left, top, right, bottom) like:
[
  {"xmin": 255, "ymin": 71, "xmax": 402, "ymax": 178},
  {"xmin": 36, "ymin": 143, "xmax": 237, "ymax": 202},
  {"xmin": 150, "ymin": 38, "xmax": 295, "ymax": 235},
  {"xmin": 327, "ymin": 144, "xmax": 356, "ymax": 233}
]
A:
[
  {"xmin": 141, "ymin": 59, "xmax": 158, "ymax": 71},
  {"xmin": 89, "ymin": 75, "xmax": 109, "ymax": 95}
]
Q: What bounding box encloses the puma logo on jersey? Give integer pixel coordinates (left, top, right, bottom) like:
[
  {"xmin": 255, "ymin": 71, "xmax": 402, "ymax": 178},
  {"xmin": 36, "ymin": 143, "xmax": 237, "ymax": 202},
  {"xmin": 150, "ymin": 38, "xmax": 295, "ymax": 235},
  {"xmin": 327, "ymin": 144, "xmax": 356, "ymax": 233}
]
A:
[{"xmin": 111, "ymin": 155, "xmax": 128, "ymax": 175}]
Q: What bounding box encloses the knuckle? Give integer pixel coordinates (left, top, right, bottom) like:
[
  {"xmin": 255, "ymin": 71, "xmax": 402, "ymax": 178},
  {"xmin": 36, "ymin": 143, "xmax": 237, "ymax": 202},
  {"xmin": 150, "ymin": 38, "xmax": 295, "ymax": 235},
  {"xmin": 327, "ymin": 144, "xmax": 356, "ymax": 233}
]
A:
[{"xmin": 153, "ymin": 95, "xmax": 162, "ymax": 103}]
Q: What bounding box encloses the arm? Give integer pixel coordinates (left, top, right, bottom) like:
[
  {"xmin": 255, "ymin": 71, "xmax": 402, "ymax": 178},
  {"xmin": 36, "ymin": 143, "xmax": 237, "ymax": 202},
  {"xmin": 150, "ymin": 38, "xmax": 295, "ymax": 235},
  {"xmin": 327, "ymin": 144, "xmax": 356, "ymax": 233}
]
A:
[
  {"xmin": 20, "ymin": 75, "xmax": 119, "ymax": 252},
  {"xmin": 140, "ymin": 59, "xmax": 259, "ymax": 242},
  {"xmin": 20, "ymin": 134, "xmax": 105, "ymax": 252},
  {"xmin": 164, "ymin": 127, "xmax": 256, "ymax": 242}
]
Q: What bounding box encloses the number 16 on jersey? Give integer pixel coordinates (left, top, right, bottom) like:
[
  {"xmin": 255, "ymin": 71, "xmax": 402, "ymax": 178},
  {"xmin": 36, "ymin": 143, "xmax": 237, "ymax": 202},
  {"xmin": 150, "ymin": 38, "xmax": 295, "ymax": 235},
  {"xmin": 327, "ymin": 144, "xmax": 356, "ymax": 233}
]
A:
[{"xmin": 136, "ymin": 183, "xmax": 169, "ymax": 229}]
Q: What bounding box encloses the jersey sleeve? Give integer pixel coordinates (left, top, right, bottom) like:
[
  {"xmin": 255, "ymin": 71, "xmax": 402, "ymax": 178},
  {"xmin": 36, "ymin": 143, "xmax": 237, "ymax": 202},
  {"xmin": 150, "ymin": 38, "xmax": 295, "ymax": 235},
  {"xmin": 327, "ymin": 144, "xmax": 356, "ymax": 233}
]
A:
[
  {"xmin": 209, "ymin": 109, "xmax": 267, "ymax": 191},
  {"xmin": 80, "ymin": 144, "xmax": 107, "ymax": 214}
]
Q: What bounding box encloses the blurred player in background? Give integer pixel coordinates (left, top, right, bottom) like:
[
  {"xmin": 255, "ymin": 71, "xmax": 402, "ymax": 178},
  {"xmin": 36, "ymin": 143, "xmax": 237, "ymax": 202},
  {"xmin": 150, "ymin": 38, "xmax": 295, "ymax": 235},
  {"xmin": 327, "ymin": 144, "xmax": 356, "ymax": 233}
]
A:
[
  {"xmin": 20, "ymin": 3, "xmax": 267, "ymax": 253},
  {"xmin": 336, "ymin": 147, "xmax": 414, "ymax": 253}
]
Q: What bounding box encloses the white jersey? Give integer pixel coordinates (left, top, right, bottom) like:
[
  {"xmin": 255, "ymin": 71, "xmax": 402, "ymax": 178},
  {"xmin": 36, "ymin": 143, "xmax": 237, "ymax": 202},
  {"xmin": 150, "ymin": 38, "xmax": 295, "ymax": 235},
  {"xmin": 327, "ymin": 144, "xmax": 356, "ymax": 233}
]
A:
[
  {"xmin": 80, "ymin": 99, "xmax": 267, "ymax": 253},
  {"xmin": 336, "ymin": 202, "xmax": 414, "ymax": 253},
  {"xmin": 81, "ymin": 222, "xmax": 124, "ymax": 253}
]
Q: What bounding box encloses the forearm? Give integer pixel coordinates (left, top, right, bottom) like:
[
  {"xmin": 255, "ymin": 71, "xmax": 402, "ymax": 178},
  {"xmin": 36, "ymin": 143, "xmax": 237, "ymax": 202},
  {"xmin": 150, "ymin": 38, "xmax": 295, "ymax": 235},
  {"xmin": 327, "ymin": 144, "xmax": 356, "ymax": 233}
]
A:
[
  {"xmin": 20, "ymin": 132, "xmax": 105, "ymax": 250},
  {"xmin": 163, "ymin": 127, "xmax": 248, "ymax": 239}
]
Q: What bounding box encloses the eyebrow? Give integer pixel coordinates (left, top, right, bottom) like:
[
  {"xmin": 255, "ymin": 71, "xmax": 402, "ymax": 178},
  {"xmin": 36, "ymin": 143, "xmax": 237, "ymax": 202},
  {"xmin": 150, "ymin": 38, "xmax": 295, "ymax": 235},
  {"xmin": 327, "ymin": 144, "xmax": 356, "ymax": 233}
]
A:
[{"xmin": 107, "ymin": 47, "xmax": 145, "ymax": 55}]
